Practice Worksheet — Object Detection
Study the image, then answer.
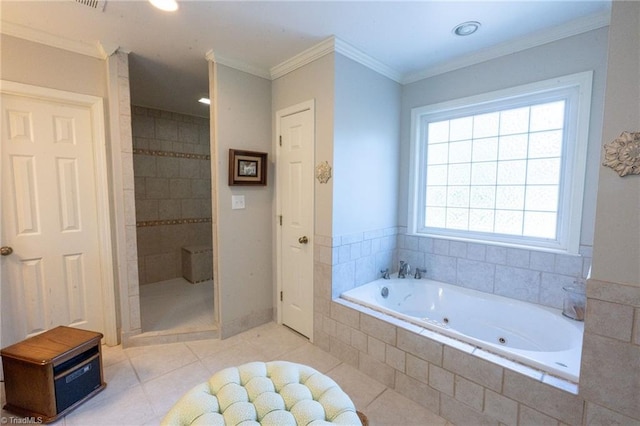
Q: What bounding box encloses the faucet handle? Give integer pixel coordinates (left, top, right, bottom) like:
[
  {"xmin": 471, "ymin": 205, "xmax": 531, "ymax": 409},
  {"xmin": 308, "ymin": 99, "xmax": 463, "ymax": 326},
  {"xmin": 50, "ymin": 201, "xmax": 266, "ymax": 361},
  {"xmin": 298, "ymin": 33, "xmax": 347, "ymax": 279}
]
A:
[
  {"xmin": 380, "ymin": 268, "xmax": 390, "ymax": 279},
  {"xmin": 414, "ymin": 268, "xmax": 426, "ymax": 279}
]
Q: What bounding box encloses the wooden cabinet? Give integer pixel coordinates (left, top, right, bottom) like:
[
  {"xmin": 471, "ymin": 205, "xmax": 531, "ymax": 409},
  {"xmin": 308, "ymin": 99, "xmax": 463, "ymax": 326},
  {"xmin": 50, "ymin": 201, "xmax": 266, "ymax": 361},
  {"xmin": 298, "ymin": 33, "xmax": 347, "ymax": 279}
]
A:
[{"xmin": 1, "ymin": 326, "xmax": 106, "ymax": 423}]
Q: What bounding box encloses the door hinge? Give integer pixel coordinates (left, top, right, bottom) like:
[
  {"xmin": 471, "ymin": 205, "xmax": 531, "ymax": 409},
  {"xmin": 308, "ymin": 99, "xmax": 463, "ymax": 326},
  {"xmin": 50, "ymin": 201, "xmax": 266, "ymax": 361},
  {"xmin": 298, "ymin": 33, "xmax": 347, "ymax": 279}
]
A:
[
  {"xmin": 279, "ymin": 135, "xmax": 282, "ymax": 146},
  {"xmin": 279, "ymin": 215, "xmax": 282, "ymax": 226},
  {"xmin": 280, "ymin": 291, "xmax": 283, "ymax": 302}
]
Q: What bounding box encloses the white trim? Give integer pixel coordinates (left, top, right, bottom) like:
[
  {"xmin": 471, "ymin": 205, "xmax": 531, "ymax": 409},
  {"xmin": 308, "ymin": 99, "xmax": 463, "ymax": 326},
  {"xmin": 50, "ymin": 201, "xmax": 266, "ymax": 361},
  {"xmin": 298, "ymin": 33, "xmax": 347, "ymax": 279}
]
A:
[
  {"xmin": 270, "ymin": 37, "xmax": 336, "ymax": 80},
  {"xmin": 403, "ymin": 11, "xmax": 610, "ymax": 84},
  {"xmin": 275, "ymin": 99, "xmax": 315, "ymax": 341},
  {"xmin": 270, "ymin": 36, "xmax": 402, "ymax": 82},
  {"xmin": 0, "ymin": 21, "xmax": 107, "ymax": 59},
  {"xmin": 0, "ymin": 80, "xmax": 118, "ymax": 344},
  {"xmin": 205, "ymin": 50, "xmax": 271, "ymax": 80},
  {"xmin": 408, "ymin": 71, "xmax": 593, "ymax": 254}
]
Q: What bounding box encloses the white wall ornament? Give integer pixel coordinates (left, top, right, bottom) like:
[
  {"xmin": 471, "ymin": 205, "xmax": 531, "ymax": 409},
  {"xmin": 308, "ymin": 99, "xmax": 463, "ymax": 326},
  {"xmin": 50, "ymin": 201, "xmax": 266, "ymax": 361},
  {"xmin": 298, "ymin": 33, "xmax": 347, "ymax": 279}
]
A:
[
  {"xmin": 602, "ymin": 131, "xmax": 640, "ymax": 177},
  {"xmin": 315, "ymin": 161, "xmax": 332, "ymax": 183}
]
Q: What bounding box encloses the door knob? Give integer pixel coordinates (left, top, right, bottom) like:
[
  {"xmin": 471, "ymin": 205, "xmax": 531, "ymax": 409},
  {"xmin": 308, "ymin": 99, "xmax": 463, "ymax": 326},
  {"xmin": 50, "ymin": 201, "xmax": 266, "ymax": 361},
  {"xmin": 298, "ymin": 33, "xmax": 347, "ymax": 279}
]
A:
[
  {"xmin": 1, "ymin": 246, "xmax": 13, "ymax": 256},
  {"xmin": 298, "ymin": 236, "xmax": 309, "ymax": 244}
]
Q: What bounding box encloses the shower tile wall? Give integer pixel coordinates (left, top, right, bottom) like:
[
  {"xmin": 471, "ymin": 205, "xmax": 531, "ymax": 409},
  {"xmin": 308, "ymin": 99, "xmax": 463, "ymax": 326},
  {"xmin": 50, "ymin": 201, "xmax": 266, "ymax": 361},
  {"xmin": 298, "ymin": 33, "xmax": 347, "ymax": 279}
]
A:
[{"xmin": 132, "ymin": 106, "xmax": 212, "ymax": 285}]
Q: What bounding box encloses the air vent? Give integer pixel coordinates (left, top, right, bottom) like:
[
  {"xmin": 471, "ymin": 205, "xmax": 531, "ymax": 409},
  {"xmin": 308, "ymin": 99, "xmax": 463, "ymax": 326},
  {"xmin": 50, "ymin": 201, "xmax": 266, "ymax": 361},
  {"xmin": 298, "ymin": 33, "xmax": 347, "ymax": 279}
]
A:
[{"xmin": 73, "ymin": 0, "xmax": 107, "ymax": 11}]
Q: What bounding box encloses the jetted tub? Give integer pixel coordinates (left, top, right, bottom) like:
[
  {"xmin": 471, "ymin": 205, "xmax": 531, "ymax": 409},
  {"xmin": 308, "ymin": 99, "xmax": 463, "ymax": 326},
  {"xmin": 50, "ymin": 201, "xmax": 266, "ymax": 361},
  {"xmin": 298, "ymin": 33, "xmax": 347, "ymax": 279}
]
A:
[{"xmin": 341, "ymin": 276, "xmax": 584, "ymax": 382}]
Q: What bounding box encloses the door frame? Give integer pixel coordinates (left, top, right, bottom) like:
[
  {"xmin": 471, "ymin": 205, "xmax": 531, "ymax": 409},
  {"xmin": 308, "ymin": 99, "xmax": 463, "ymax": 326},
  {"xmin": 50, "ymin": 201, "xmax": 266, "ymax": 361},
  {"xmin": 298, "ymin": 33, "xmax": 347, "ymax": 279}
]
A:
[
  {"xmin": 0, "ymin": 80, "xmax": 117, "ymax": 345},
  {"xmin": 275, "ymin": 99, "xmax": 315, "ymax": 340}
]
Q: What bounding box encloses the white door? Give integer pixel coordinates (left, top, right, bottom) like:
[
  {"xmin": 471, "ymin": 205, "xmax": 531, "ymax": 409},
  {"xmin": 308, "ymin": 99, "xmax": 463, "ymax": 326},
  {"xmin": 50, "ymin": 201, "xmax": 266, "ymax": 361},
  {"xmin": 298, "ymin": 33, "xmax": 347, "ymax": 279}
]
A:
[
  {"xmin": 1, "ymin": 84, "xmax": 113, "ymax": 348},
  {"xmin": 278, "ymin": 102, "xmax": 314, "ymax": 339}
]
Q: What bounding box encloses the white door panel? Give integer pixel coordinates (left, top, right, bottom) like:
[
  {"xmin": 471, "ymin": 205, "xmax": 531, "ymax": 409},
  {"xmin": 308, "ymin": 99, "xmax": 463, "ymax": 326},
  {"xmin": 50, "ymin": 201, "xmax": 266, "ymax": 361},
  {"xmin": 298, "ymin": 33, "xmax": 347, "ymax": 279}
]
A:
[
  {"xmin": 279, "ymin": 104, "xmax": 314, "ymax": 338},
  {"xmin": 1, "ymin": 91, "xmax": 107, "ymax": 347}
]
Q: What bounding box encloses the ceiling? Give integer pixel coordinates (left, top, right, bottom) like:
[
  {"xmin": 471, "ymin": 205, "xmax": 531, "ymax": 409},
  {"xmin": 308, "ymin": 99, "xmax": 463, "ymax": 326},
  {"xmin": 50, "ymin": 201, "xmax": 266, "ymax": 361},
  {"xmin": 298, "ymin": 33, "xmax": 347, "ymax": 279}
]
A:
[{"xmin": 0, "ymin": 1, "xmax": 611, "ymax": 117}]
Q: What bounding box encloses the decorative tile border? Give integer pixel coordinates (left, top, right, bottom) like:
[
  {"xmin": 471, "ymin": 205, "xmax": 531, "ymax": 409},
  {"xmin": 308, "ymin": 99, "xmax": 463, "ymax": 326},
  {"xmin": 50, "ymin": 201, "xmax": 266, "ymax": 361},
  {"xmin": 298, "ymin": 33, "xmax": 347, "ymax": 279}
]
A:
[
  {"xmin": 133, "ymin": 148, "xmax": 210, "ymax": 161},
  {"xmin": 136, "ymin": 217, "xmax": 212, "ymax": 227}
]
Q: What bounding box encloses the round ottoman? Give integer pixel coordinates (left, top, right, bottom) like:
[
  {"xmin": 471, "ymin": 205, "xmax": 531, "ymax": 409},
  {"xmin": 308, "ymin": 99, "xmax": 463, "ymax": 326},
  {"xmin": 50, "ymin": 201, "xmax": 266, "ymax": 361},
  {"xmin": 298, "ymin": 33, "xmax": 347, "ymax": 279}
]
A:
[{"xmin": 161, "ymin": 361, "xmax": 363, "ymax": 425}]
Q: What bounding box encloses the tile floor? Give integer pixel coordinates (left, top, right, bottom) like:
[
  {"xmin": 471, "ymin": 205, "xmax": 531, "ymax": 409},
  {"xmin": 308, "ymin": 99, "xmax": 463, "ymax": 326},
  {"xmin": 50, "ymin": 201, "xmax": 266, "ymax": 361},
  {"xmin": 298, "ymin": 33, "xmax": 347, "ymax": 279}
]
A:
[
  {"xmin": 140, "ymin": 278, "xmax": 215, "ymax": 332},
  {"xmin": 1, "ymin": 322, "xmax": 449, "ymax": 425}
]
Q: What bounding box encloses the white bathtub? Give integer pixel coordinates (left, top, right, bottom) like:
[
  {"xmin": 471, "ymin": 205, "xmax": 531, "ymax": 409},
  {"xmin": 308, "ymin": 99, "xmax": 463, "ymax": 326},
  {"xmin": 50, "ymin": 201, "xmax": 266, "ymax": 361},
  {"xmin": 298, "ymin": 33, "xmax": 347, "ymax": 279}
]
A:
[{"xmin": 341, "ymin": 276, "xmax": 584, "ymax": 382}]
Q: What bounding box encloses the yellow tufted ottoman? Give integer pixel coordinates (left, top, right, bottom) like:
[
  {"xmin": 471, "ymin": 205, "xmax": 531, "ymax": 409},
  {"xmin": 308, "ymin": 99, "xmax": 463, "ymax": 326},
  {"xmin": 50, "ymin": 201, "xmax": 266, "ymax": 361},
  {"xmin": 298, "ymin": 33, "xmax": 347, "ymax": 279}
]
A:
[{"xmin": 161, "ymin": 361, "xmax": 363, "ymax": 425}]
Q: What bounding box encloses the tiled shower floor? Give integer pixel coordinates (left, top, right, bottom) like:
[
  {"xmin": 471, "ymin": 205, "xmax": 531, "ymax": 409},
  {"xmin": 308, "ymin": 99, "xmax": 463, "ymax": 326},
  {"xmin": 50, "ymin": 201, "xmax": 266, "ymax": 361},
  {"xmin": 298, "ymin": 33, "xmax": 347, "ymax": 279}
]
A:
[{"xmin": 140, "ymin": 277, "xmax": 215, "ymax": 332}]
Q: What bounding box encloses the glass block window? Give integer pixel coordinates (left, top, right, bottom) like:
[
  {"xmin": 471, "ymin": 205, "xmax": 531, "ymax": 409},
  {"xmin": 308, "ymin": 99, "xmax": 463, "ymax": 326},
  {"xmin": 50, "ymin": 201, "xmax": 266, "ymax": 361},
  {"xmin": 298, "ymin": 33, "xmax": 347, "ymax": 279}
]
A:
[{"xmin": 409, "ymin": 72, "xmax": 593, "ymax": 253}]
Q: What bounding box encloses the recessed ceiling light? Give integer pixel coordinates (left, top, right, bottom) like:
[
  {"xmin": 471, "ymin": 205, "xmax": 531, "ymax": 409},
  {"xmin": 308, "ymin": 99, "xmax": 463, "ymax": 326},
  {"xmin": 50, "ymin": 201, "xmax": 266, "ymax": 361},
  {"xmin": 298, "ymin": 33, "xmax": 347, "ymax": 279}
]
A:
[
  {"xmin": 198, "ymin": 97, "xmax": 211, "ymax": 105},
  {"xmin": 149, "ymin": 0, "xmax": 178, "ymax": 12},
  {"xmin": 453, "ymin": 21, "xmax": 481, "ymax": 36}
]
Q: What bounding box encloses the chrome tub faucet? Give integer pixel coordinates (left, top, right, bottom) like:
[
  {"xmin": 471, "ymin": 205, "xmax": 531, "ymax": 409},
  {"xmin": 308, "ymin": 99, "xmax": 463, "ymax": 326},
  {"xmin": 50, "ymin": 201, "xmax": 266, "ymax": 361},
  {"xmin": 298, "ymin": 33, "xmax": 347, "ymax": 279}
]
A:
[{"xmin": 398, "ymin": 261, "xmax": 411, "ymax": 278}]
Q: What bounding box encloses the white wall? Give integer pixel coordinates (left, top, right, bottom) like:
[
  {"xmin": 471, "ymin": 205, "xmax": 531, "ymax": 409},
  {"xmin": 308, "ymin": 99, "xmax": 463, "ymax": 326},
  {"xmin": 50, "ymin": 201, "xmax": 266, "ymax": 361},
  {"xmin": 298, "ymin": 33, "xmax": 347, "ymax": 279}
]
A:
[
  {"xmin": 333, "ymin": 54, "xmax": 402, "ymax": 236},
  {"xmin": 398, "ymin": 28, "xmax": 609, "ymax": 248},
  {"xmin": 212, "ymin": 63, "xmax": 274, "ymax": 338}
]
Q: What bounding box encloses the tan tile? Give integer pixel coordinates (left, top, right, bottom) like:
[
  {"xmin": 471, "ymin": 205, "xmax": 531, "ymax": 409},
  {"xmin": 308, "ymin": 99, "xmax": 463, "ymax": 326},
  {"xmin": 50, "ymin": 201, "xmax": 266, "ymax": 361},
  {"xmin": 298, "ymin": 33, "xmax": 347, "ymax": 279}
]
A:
[
  {"xmin": 331, "ymin": 301, "xmax": 360, "ymax": 328},
  {"xmin": 518, "ymin": 405, "xmax": 559, "ymax": 426},
  {"xmin": 440, "ymin": 394, "xmax": 497, "ymax": 426},
  {"xmin": 360, "ymin": 313, "xmax": 396, "ymax": 345},
  {"xmin": 586, "ymin": 298, "xmax": 634, "ymax": 341},
  {"xmin": 126, "ymin": 342, "xmax": 198, "ymax": 383},
  {"xmin": 141, "ymin": 361, "xmax": 210, "ymax": 417},
  {"xmin": 385, "ymin": 344, "xmax": 405, "ymax": 371},
  {"xmin": 199, "ymin": 343, "xmax": 268, "ymax": 374},
  {"xmin": 580, "ymin": 332, "xmax": 640, "ymax": 420},
  {"xmin": 185, "ymin": 334, "xmax": 246, "ymax": 360},
  {"xmin": 368, "ymin": 336, "xmax": 386, "ymax": 362},
  {"xmin": 277, "ymin": 342, "xmax": 341, "ymax": 373},
  {"xmin": 397, "ymin": 328, "xmax": 443, "ymax": 366},
  {"xmin": 365, "ymin": 389, "xmax": 446, "ymax": 426},
  {"xmin": 64, "ymin": 385, "xmax": 155, "ymax": 426},
  {"xmin": 394, "ymin": 372, "xmax": 440, "ymax": 413},
  {"xmin": 484, "ymin": 390, "xmax": 518, "ymax": 426},
  {"xmin": 406, "ymin": 353, "xmax": 429, "ymax": 384},
  {"xmin": 454, "ymin": 375, "xmax": 484, "ymax": 411},
  {"xmin": 429, "ymin": 364, "xmax": 454, "ymax": 396},
  {"xmin": 359, "ymin": 352, "xmax": 396, "ymax": 388},
  {"xmin": 503, "ymin": 370, "xmax": 583, "ymax": 425},
  {"xmin": 101, "ymin": 344, "xmax": 128, "ymax": 368},
  {"xmin": 103, "ymin": 358, "xmax": 140, "ymax": 395},
  {"xmin": 586, "ymin": 401, "xmax": 640, "ymax": 425},
  {"xmin": 326, "ymin": 363, "xmax": 386, "ymax": 411},
  {"xmin": 443, "ymin": 347, "xmax": 503, "ymax": 392},
  {"xmin": 329, "ymin": 336, "xmax": 359, "ymax": 367}
]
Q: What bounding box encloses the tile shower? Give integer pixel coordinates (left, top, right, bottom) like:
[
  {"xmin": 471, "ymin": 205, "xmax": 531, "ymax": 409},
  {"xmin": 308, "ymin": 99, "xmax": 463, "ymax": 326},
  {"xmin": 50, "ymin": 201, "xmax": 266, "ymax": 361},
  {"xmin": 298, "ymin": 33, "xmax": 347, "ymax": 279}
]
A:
[{"xmin": 131, "ymin": 106, "xmax": 213, "ymax": 285}]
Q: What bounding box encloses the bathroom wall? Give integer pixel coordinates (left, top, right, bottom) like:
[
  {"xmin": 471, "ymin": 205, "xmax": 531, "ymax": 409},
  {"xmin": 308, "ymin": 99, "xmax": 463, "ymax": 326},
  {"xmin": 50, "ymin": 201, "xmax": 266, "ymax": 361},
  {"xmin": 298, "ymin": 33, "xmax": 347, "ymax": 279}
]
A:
[
  {"xmin": 333, "ymin": 54, "xmax": 402, "ymax": 236},
  {"xmin": 0, "ymin": 34, "xmax": 107, "ymax": 98},
  {"xmin": 131, "ymin": 106, "xmax": 212, "ymax": 285},
  {"xmin": 398, "ymin": 27, "xmax": 609, "ymax": 250},
  {"xmin": 581, "ymin": 1, "xmax": 640, "ymax": 422},
  {"xmin": 211, "ymin": 63, "xmax": 273, "ymax": 338}
]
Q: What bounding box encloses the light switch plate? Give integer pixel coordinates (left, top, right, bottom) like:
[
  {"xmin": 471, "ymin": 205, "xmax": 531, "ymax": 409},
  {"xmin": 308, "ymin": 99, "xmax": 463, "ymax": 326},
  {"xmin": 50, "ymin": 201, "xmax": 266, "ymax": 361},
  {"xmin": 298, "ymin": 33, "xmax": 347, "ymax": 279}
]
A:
[{"xmin": 232, "ymin": 195, "xmax": 245, "ymax": 209}]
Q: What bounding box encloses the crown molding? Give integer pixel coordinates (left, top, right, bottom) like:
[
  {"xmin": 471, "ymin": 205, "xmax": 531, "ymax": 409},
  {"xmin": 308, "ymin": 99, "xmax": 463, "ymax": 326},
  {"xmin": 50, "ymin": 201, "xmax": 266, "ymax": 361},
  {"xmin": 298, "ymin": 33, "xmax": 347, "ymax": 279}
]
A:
[
  {"xmin": 270, "ymin": 36, "xmax": 402, "ymax": 83},
  {"xmin": 334, "ymin": 38, "xmax": 403, "ymax": 83},
  {"xmin": 403, "ymin": 10, "xmax": 611, "ymax": 84},
  {"xmin": 205, "ymin": 50, "xmax": 271, "ymax": 80},
  {"xmin": 270, "ymin": 37, "xmax": 336, "ymax": 80},
  {"xmin": 0, "ymin": 20, "xmax": 107, "ymax": 59}
]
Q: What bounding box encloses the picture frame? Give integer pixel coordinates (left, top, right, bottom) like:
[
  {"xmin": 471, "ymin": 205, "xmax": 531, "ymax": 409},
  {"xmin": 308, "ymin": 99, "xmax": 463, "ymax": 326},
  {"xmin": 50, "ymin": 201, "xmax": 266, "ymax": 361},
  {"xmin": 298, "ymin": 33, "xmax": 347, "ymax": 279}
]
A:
[{"xmin": 228, "ymin": 149, "xmax": 268, "ymax": 186}]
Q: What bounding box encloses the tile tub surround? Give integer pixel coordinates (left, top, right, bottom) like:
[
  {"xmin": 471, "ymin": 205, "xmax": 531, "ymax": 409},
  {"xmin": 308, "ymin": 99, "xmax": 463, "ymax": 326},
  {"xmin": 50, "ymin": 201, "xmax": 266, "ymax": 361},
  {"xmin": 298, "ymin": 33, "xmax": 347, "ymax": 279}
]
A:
[
  {"xmin": 131, "ymin": 106, "xmax": 213, "ymax": 285},
  {"xmin": 397, "ymin": 233, "xmax": 592, "ymax": 311},
  {"xmin": 315, "ymin": 230, "xmax": 639, "ymax": 425}
]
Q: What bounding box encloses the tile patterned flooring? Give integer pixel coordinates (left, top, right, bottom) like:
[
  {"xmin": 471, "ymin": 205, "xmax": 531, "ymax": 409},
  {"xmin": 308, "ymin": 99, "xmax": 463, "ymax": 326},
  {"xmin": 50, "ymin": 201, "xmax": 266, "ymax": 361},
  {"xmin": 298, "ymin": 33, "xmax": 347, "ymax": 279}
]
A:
[
  {"xmin": 140, "ymin": 278, "xmax": 215, "ymax": 332},
  {"xmin": 1, "ymin": 322, "xmax": 449, "ymax": 425}
]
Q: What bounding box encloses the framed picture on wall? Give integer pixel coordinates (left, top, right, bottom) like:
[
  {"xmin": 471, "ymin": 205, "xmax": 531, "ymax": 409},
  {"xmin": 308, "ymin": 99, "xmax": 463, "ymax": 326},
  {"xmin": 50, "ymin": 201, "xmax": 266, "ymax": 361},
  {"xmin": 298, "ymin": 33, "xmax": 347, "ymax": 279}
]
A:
[{"xmin": 228, "ymin": 149, "xmax": 267, "ymax": 186}]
